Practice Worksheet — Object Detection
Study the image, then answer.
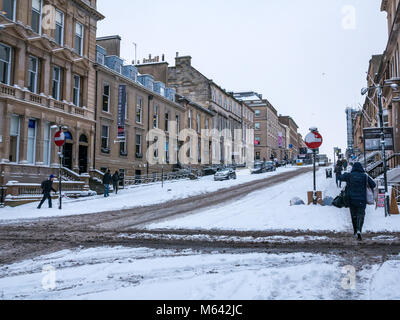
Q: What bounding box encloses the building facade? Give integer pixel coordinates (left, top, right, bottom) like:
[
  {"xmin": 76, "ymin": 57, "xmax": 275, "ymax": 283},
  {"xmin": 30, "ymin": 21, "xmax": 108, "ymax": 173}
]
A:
[
  {"xmin": 137, "ymin": 54, "xmax": 253, "ymax": 165},
  {"xmin": 94, "ymin": 37, "xmax": 189, "ymax": 177},
  {"xmin": 0, "ymin": 0, "xmax": 104, "ymax": 185},
  {"xmin": 278, "ymin": 116, "xmax": 299, "ymax": 161}
]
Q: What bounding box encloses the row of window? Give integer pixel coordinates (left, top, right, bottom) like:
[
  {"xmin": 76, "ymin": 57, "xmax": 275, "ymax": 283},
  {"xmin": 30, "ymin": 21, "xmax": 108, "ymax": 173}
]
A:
[
  {"xmin": 101, "ymin": 82, "xmax": 182, "ymax": 130},
  {"xmin": 211, "ymin": 89, "xmax": 242, "ymax": 116},
  {"xmin": 1, "ymin": 0, "xmax": 85, "ymax": 56},
  {"xmin": 0, "ymin": 43, "xmax": 83, "ymax": 106},
  {"xmin": 9, "ymin": 115, "xmax": 53, "ymax": 165}
]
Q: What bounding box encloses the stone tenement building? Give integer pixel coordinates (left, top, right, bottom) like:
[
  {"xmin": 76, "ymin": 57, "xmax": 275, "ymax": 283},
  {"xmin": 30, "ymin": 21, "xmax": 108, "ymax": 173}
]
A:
[
  {"xmin": 234, "ymin": 92, "xmax": 282, "ymax": 161},
  {"xmin": 278, "ymin": 115, "xmax": 300, "ymax": 161},
  {"xmin": 95, "ymin": 37, "xmax": 215, "ymax": 176},
  {"xmin": 136, "ymin": 54, "xmax": 254, "ymax": 165},
  {"xmin": 354, "ymin": 0, "xmax": 400, "ymax": 158},
  {"xmin": 0, "ymin": 0, "xmax": 104, "ymax": 186}
]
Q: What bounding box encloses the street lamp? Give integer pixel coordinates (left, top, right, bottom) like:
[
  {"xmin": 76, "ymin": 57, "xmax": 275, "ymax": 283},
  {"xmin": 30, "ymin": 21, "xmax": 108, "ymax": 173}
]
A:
[{"xmin": 361, "ymin": 82, "xmax": 399, "ymax": 217}]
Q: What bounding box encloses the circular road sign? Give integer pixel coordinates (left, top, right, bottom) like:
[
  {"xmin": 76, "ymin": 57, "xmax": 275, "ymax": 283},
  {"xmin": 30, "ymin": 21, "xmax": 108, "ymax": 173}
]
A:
[
  {"xmin": 305, "ymin": 131, "xmax": 323, "ymax": 150},
  {"xmin": 54, "ymin": 130, "xmax": 65, "ymax": 147}
]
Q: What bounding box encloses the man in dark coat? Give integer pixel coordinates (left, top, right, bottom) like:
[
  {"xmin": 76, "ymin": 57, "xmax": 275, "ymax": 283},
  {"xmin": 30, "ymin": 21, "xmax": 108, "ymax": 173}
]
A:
[
  {"xmin": 103, "ymin": 169, "xmax": 112, "ymax": 197},
  {"xmin": 334, "ymin": 163, "xmax": 343, "ymax": 188},
  {"xmin": 38, "ymin": 175, "xmax": 57, "ymax": 209},
  {"xmin": 112, "ymin": 171, "xmax": 120, "ymax": 195},
  {"xmin": 339, "ymin": 162, "xmax": 376, "ymax": 241}
]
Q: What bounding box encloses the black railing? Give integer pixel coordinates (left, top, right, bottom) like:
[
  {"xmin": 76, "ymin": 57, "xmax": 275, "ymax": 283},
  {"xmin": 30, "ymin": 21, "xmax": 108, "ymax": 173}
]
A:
[
  {"xmin": 367, "ymin": 153, "xmax": 400, "ymax": 179},
  {"xmin": 0, "ymin": 187, "xmax": 6, "ymax": 207}
]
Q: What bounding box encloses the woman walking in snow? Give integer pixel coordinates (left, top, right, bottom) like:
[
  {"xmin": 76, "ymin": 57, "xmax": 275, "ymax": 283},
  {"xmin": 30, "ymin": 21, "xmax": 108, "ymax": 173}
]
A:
[{"xmin": 339, "ymin": 162, "xmax": 376, "ymax": 241}]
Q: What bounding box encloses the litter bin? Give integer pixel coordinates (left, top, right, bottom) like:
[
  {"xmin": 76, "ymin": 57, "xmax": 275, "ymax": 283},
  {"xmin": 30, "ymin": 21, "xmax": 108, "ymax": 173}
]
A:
[{"xmin": 326, "ymin": 168, "xmax": 333, "ymax": 179}]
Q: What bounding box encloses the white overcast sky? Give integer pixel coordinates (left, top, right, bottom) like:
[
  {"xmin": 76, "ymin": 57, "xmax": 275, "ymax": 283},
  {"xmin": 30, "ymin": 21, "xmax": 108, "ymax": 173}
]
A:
[{"xmin": 97, "ymin": 0, "xmax": 388, "ymax": 156}]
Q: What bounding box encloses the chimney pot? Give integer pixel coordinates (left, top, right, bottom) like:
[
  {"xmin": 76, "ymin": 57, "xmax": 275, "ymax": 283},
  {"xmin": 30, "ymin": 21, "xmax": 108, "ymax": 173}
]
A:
[
  {"xmin": 162, "ymin": 54, "xmax": 165, "ymax": 61},
  {"xmin": 176, "ymin": 52, "xmax": 179, "ymax": 57}
]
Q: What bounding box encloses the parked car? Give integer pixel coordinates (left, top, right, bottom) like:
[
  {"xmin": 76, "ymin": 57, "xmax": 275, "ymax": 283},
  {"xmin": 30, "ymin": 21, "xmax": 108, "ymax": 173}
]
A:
[
  {"xmin": 265, "ymin": 161, "xmax": 277, "ymax": 172},
  {"xmin": 214, "ymin": 168, "xmax": 237, "ymax": 181},
  {"xmin": 203, "ymin": 166, "xmax": 220, "ymax": 176},
  {"xmin": 251, "ymin": 161, "xmax": 266, "ymax": 174},
  {"xmin": 318, "ymin": 160, "xmax": 328, "ymax": 167}
]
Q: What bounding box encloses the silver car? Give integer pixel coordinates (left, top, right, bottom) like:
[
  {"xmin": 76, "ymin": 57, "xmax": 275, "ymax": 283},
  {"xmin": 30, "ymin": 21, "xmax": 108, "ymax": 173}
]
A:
[{"xmin": 214, "ymin": 168, "xmax": 237, "ymax": 181}]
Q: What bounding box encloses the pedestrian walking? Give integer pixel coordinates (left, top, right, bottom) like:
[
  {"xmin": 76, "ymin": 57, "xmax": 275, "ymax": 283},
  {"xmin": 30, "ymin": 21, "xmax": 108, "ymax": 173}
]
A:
[
  {"xmin": 103, "ymin": 169, "xmax": 112, "ymax": 198},
  {"xmin": 343, "ymin": 159, "xmax": 348, "ymax": 172},
  {"xmin": 334, "ymin": 163, "xmax": 343, "ymax": 188},
  {"xmin": 112, "ymin": 171, "xmax": 120, "ymax": 195},
  {"xmin": 339, "ymin": 162, "xmax": 376, "ymax": 241},
  {"xmin": 38, "ymin": 175, "xmax": 57, "ymax": 209}
]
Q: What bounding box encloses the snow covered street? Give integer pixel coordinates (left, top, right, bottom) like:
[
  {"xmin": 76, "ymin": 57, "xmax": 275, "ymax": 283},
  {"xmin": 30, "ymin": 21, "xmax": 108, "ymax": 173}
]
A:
[
  {"xmin": 0, "ymin": 166, "xmax": 302, "ymax": 222},
  {"xmin": 148, "ymin": 167, "xmax": 400, "ymax": 233},
  {"xmin": 0, "ymin": 246, "xmax": 399, "ymax": 300}
]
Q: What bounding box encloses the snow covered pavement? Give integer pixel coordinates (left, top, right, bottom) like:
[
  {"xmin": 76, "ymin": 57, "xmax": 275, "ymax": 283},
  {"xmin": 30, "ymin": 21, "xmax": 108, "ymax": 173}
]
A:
[
  {"xmin": 148, "ymin": 168, "xmax": 400, "ymax": 233},
  {"xmin": 0, "ymin": 246, "xmax": 399, "ymax": 300},
  {"xmin": 0, "ymin": 166, "xmax": 302, "ymax": 222}
]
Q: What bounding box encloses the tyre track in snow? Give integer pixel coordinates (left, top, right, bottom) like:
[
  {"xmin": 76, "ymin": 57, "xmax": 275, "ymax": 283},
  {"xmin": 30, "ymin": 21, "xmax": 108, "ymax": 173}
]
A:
[{"xmin": 1, "ymin": 166, "xmax": 399, "ymax": 266}]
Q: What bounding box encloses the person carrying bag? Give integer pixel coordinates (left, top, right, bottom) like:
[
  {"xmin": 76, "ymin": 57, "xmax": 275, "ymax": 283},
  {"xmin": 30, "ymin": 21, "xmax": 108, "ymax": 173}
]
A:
[{"xmin": 338, "ymin": 162, "xmax": 376, "ymax": 241}]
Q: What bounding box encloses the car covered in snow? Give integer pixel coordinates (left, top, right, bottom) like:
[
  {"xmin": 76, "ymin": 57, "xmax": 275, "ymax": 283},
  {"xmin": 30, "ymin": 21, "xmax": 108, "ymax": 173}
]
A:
[
  {"xmin": 251, "ymin": 162, "xmax": 267, "ymax": 174},
  {"xmin": 214, "ymin": 168, "xmax": 237, "ymax": 181},
  {"xmin": 265, "ymin": 161, "xmax": 277, "ymax": 172}
]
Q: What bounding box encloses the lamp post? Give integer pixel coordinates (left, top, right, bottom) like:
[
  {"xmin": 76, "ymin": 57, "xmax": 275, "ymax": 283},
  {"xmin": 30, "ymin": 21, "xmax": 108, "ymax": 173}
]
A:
[{"xmin": 361, "ymin": 82, "xmax": 398, "ymax": 217}]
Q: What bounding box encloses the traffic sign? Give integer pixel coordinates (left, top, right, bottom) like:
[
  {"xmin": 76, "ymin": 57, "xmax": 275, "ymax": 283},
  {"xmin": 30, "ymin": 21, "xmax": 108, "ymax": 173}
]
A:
[
  {"xmin": 305, "ymin": 131, "xmax": 323, "ymax": 150},
  {"xmin": 54, "ymin": 130, "xmax": 65, "ymax": 147}
]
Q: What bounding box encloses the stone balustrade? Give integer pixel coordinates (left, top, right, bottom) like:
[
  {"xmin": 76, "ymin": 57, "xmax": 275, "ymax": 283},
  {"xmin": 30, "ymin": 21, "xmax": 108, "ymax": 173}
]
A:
[{"xmin": 0, "ymin": 83, "xmax": 93, "ymax": 119}]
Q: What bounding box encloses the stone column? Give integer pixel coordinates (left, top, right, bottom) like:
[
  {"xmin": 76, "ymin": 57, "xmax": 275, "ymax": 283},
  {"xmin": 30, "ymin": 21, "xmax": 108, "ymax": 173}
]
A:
[
  {"xmin": 19, "ymin": 115, "xmax": 29, "ymax": 164},
  {"xmin": 73, "ymin": 126, "xmax": 80, "ymax": 172},
  {"xmin": 64, "ymin": 63, "xmax": 72, "ymax": 103},
  {"xmin": 15, "ymin": 42, "xmax": 27, "ymax": 89},
  {"xmin": 42, "ymin": 53, "xmax": 51, "ymax": 96},
  {"xmin": 35, "ymin": 117, "xmax": 45, "ymax": 165},
  {"xmin": 1, "ymin": 104, "xmax": 11, "ymax": 163}
]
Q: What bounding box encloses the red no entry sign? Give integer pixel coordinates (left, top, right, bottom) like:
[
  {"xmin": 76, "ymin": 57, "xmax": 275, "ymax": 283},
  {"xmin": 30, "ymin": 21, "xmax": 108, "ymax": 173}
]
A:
[
  {"xmin": 54, "ymin": 130, "xmax": 65, "ymax": 147},
  {"xmin": 305, "ymin": 131, "xmax": 323, "ymax": 150}
]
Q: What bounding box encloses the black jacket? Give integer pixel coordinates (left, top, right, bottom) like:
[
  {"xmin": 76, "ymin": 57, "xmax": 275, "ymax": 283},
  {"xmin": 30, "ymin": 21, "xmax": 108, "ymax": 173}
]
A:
[
  {"xmin": 112, "ymin": 173, "xmax": 120, "ymax": 183},
  {"xmin": 103, "ymin": 172, "xmax": 112, "ymax": 185},
  {"xmin": 339, "ymin": 162, "xmax": 376, "ymax": 208},
  {"xmin": 41, "ymin": 179, "xmax": 56, "ymax": 194}
]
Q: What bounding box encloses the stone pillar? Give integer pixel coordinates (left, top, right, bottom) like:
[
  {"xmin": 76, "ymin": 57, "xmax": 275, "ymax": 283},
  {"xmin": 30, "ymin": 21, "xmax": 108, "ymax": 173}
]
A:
[
  {"xmin": 15, "ymin": 42, "xmax": 27, "ymax": 89},
  {"xmin": 19, "ymin": 116, "xmax": 29, "ymax": 164},
  {"xmin": 64, "ymin": 63, "xmax": 72, "ymax": 103},
  {"xmin": 1, "ymin": 104, "xmax": 11, "ymax": 163},
  {"xmin": 42, "ymin": 53, "xmax": 51, "ymax": 96},
  {"xmin": 73, "ymin": 126, "xmax": 80, "ymax": 172},
  {"xmin": 35, "ymin": 117, "xmax": 45, "ymax": 165}
]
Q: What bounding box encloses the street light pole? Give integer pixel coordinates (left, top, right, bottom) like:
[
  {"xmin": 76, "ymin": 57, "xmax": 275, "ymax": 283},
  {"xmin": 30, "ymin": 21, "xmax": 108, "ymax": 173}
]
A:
[{"xmin": 377, "ymin": 85, "xmax": 390, "ymax": 217}]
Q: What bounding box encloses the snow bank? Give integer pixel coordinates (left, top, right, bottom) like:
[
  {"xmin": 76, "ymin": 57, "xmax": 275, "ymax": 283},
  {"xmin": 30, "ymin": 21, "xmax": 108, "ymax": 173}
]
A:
[
  {"xmin": 149, "ymin": 168, "xmax": 400, "ymax": 233},
  {"xmin": 0, "ymin": 167, "xmax": 301, "ymax": 222}
]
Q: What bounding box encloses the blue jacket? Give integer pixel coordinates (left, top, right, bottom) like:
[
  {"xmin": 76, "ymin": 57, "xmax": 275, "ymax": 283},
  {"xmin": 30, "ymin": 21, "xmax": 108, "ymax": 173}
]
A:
[{"xmin": 339, "ymin": 162, "xmax": 376, "ymax": 208}]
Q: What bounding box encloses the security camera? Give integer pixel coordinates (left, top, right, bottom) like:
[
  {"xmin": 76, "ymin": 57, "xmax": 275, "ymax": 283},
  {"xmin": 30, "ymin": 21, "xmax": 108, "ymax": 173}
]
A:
[{"xmin": 361, "ymin": 88, "xmax": 369, "ymax": 96}]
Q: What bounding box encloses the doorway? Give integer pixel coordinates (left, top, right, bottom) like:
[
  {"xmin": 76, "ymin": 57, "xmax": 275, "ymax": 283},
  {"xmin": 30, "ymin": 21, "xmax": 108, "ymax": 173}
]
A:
[
  {"xmin": 79, "ymin": 145, "xmax": 88, "ymax": 174},
  {"xmin": 63, "ymin": 143, "xmax": 73, "ymax": 169}
]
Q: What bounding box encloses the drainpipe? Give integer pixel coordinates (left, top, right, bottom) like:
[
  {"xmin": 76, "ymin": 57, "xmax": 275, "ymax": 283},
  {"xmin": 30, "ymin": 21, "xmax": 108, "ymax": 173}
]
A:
[
  {"xmin": 93, "ymin": 69, "xmax": 98, "ymax": 169},
  {"xmin": 147, "ymin": 94, "xmax": 154, "ymax": 175}
]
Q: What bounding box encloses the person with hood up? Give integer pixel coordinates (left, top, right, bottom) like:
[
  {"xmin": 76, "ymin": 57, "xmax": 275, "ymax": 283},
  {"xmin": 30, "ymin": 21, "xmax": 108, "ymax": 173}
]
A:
[
  {"xmin": 339, "ymin": 162, "xmax": 376, "ymax": 241},
  {"xmin": 112, "ymin": 171, "xmax": 120, "ymax": 195},
  {"xmin": 103, "ymin": 169, "xmax": 112, "ymax": 198},
  {"xmin": 38, "ymin": 175, "xmax": 57, "ymax": 209}
]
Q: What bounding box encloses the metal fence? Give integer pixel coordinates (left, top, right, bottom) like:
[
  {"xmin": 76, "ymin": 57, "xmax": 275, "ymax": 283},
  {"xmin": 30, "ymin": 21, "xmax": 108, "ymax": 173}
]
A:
[{"xmin": 125, "ymin": 171, "xmax": 201, "ymax": 187}]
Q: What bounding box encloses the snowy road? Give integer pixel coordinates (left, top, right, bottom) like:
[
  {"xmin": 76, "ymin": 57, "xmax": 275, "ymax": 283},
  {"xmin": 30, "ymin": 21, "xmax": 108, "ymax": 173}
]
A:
[{"xmin": 0, "ymin": 246, "xmax": 399, "ymax": 300}]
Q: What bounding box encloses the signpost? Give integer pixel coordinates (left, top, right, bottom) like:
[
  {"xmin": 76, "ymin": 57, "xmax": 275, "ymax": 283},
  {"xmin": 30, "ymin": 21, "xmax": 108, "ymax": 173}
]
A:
[
  {"xmin": 54, "ymin": 130, "xmax": 65, "ymax": 210},
  {"xmin": 305, "ymin": 128, "xmax": 323, "ymax": 205}
]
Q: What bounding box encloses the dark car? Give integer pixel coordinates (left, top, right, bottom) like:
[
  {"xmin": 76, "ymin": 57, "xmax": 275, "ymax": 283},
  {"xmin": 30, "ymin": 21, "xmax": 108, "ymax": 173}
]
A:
[
  {"xmin": 251, "ymin": 161, "xmax": 266, "ymax": 174},
  {"xmin": 214, "ymin": 168, "xmax": 237, "ymax": 181},
  {"xmin": 265, "ymin": 161, "xmax": 276, "ymax": 172},
  {"xmin": 203, "ymin": 165, "xmax": 222, "ymax": 176}
]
